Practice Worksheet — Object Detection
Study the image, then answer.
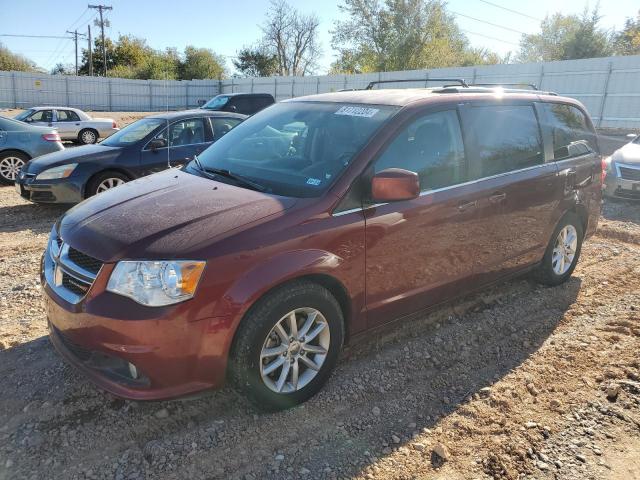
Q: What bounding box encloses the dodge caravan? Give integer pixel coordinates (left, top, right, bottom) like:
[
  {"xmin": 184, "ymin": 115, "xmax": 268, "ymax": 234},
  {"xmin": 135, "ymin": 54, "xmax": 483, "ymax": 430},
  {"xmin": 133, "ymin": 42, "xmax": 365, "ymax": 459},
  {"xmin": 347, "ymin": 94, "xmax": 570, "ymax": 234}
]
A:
[{"xmin": 43, "ymin": 84, "xmax": 602, "ymax": 409}]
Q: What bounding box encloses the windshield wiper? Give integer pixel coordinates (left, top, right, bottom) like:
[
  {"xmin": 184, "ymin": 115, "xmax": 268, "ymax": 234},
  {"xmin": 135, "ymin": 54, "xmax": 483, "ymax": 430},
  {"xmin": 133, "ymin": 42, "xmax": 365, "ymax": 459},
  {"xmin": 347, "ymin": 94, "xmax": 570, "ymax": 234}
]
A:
[{"xmin": 189, "ymin": 156, "xmax": 268, "ymax": 192}]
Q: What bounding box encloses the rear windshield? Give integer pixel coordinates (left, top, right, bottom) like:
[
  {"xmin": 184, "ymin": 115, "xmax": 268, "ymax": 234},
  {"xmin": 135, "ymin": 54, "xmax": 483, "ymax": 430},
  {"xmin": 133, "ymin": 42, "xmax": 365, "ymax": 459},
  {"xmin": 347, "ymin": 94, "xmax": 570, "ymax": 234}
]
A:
[
  {"xmin": 201, "ymin": 95, "xmax": 230, "ymax": 111},
  {"xmin": 194, "ymin": 102, "xmax": 398, "ymax": 197},
  {"xmin": 101, "ymin": 118, "xmax": 164, "ymax": 147}
]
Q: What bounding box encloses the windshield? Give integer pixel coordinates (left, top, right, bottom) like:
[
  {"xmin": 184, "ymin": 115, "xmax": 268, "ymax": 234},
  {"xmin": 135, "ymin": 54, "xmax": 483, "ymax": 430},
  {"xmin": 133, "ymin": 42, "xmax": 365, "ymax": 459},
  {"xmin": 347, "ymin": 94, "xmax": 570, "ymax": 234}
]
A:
[
  {"xmin": 14, "ymin": 109, "xmax": 34, "ymax": 121},
  {"xmin": 201, "ymin": 95, "xmax": 230, "ymax": 110},
  {"xmin": 101, "ymin": 118, "xmax": 165, "ymax": 147},
  {"xmin": 193, "ymin": 102, "xmax": 398, "ymax": 197}
]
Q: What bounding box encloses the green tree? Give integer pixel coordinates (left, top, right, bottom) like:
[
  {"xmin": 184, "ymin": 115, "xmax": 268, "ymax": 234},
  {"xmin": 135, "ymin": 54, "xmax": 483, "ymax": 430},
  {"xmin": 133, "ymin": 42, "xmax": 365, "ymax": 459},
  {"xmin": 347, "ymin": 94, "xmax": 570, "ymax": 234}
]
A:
[
  {"xmin": 518, "ymin": 6, "xmax": 614, "ymax": 62},
  {"xmin": 50, "ymin": 63, "xmax": 75, "ymax": 75},
  {"xmin": 330, "ymin": 0, "xmax": 500, "ymax": 73},
  {"xmin": 233, "ymin": 45, "xmax": 278, "ymax": 77},
  {"xmin": 0, "ymin": 42, "xmax": 38, "ymax": 72},
  {"xmin": 181, "ymin": 46, "xmax": 226, "ymax": 80},
  {"xmin": 615, "ymin": 10, "xmax": 640, "ymax": 55}
]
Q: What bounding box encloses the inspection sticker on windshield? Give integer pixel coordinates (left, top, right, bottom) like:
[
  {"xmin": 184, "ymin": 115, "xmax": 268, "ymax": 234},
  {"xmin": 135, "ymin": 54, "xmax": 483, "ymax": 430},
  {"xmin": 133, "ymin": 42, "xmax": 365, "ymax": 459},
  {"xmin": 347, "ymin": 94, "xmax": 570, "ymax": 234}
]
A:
[
  {"xmin": 306, "ymin": 178, "xmax": 321, "ymax": 186},
  {"xmin": 334, "ymin": 106, "xmax": 379, "ymax": 118}
]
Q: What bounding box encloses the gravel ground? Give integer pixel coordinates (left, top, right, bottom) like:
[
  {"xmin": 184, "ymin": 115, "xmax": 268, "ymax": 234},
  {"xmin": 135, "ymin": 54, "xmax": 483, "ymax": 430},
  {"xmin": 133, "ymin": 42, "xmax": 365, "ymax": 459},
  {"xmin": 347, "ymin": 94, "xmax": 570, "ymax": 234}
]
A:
[{"xmin": 0, "ymin": 187, "xmax": 639, "ymax": 480}]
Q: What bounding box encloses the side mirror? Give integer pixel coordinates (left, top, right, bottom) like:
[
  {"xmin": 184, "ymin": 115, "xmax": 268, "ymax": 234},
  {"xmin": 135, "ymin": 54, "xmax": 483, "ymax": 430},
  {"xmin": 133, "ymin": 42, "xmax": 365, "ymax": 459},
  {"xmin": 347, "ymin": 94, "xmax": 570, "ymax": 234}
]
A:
[
  {"xmin": 148, "ymin": 138, "xmax": 167, "ymax": 150},
  {"xmin": 227, "ymin": 104, "xmax": 237, "ymax": 112},
  {"xmin": 371, "ymin": 168, "xmax": 420, "ymax": 202},
  {"xmin": 24, "ymin": 117, "xmax": 33, "ymax": 123}
]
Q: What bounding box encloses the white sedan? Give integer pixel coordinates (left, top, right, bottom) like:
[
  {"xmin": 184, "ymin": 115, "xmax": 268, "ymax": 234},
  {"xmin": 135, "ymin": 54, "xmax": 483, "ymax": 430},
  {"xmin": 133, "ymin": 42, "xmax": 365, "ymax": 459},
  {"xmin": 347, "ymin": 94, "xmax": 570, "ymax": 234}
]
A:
[{"xmin": 14, "ymin": 107, "xmax": 119, "ymax": 144}]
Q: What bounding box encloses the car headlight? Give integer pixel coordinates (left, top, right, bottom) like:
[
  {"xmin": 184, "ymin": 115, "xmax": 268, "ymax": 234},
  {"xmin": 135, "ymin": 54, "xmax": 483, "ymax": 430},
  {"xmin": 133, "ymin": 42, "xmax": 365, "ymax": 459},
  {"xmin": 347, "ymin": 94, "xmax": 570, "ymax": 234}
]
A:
[
  {"xmin": 36, "ymin": 163, "xmax": 78, "ymax": 180},
  {"xmin": 107, "ymin": 260, "xmax": 206, "ymax": 306}
]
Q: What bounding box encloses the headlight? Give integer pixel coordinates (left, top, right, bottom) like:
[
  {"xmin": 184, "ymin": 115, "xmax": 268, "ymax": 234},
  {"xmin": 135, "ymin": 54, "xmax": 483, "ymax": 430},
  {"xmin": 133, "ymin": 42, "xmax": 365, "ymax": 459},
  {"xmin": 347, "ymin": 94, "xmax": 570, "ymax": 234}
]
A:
[
  {"xmin": 36, "ymin": 163, "xmax": 78, "ymax": 180},
  {"xmin": 107, "ymin": 260, "xmax": 206, "ymax": 306}
]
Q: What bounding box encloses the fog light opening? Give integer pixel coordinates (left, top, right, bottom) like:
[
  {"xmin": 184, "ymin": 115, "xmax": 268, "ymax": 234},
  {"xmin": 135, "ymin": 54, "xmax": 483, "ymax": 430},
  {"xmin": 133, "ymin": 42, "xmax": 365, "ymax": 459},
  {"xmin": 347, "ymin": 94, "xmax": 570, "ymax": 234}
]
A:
[{"xmin": 128, "ymin": 362, "xmax": 139, "ymax": 380}]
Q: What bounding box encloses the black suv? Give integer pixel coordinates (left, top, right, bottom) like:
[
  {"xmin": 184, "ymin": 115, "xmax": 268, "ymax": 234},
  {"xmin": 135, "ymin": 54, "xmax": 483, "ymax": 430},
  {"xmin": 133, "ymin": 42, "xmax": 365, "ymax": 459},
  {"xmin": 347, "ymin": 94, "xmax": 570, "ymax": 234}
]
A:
[{"xmin": 200, "ymin": 93, "xmax": 275, "ymax": 115}]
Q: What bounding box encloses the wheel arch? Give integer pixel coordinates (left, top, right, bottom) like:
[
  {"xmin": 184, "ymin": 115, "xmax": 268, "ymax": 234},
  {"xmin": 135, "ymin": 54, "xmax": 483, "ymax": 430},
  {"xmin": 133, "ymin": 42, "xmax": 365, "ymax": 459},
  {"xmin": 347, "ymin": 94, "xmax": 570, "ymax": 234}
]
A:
[
  {"xmin": 83, "ymin": 168, "xmax": 134, "ymax": 198},
  {"xmin": 0, "ymin": 148, "xmax": 32, "ymax": 160}
]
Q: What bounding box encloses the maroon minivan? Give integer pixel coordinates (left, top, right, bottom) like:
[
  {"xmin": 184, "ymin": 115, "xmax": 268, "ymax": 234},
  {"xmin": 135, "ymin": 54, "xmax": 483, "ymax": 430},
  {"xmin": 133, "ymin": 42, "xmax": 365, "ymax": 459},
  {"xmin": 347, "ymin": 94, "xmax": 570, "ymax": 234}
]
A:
[{"xmin": 43, "ymin": 85, "xmax": 602, "ymax": 409}]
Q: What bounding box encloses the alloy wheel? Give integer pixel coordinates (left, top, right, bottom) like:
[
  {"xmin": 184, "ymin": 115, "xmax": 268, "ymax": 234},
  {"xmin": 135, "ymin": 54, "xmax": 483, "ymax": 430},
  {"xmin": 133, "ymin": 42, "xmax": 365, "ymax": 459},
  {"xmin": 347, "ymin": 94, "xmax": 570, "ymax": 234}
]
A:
[
  {"xmin": 552, "ymin": 224, "xmax": 577, "ymax": 275},
  {"xmin": 0, "ymin": 156, "xmax": 25, "ymax": 181},
  {"xmin": 260, "ymin": 307, "xmax": 330, "ymax": 394},
  {"xmin": 96, "ymin": 177, "xmax": 125, "ymax": 193}
]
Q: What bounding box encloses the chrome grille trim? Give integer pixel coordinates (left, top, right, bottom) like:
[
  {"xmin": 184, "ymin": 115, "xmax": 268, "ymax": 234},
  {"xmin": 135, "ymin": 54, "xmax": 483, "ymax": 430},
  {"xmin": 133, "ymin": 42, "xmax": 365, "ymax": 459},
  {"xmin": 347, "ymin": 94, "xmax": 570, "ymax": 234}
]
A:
[{"xmin": 44, "ymin": 228, "xmax": 102, "ymax": 304}]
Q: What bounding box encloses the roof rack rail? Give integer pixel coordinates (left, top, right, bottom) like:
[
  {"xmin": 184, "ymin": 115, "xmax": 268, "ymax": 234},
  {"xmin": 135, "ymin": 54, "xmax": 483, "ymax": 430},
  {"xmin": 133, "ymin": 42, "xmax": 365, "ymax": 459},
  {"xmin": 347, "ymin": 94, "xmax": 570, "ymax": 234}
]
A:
[
  {"xmin": 469, "ymin": 82, "xmax": 539, "ymax": 90},
  {"xmin": 365, "ymin": 78, "xmax": 468, "ymax": 90}
]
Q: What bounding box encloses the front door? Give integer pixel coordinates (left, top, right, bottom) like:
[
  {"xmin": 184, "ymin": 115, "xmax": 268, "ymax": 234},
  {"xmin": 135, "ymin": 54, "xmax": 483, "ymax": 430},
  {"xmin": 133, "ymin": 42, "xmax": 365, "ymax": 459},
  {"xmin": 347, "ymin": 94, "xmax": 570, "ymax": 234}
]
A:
[
  {"xmin": 140, "ymin": 117, "xmax": 212, "ymax": 174},
  {"xmin": 27, "ymin": 109, "xmax": 53, "ymax": 128},
  {"xmin": 365, "ymin": 108, "xmax": 479, "ymax": 327}
]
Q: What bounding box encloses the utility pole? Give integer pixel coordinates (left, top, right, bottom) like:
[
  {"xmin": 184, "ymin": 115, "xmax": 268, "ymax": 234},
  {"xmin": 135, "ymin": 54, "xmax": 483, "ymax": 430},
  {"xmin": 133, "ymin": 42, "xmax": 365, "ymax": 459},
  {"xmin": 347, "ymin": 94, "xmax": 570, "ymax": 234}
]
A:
[
  {"xmin": 87, "ymin": 24, "xmax": 93, "ymax": 76},
  {"xmin": 66, "ymin": 29, "xmax": 86, "ymax": 76},
  {"xmin": 88, "ymin": 4, "xmax": 112, "ymax": 77}
]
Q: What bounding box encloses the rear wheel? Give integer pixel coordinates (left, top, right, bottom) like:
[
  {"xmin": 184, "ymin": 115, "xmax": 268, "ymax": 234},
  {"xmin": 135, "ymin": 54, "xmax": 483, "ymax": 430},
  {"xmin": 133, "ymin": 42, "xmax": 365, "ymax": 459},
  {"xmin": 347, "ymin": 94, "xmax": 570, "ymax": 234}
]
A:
[
  {"xmin": 0, "ymin": 151, "xmax": 29, "ymax": 184},
  {"xmin": 535, "ymin": 213, "xmax": 584, "ymax": 286},
  {"xmin": 229, "ymin": 281, "xmax": 344, "ymax": 410},
  {"xmin": 86, "ymin": 171, "xmax": 129, "ymax": 197},
  {"xmin": 78, "ymin": 128, "xmax": 98, "ymax": 145}
]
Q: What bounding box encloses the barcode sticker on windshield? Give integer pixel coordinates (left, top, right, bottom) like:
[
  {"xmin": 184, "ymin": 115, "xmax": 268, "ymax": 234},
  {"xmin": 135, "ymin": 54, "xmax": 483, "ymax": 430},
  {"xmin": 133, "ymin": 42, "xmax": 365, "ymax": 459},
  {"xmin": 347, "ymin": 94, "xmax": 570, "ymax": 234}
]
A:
[
  {"xmin": 335, "ymin": 106, "xmax": 379, "ymax": 118},
  {"xmin": 306, "ymin": 178, "xmax": 321, "ymax": 186}
]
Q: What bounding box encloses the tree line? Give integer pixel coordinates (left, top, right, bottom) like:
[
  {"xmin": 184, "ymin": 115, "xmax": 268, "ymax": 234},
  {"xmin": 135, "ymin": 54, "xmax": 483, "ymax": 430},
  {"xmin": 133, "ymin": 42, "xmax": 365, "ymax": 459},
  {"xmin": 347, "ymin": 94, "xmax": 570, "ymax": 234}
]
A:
[{"xmin": 1, "ymin": 0, "xmax": 639, "ymax": 79}]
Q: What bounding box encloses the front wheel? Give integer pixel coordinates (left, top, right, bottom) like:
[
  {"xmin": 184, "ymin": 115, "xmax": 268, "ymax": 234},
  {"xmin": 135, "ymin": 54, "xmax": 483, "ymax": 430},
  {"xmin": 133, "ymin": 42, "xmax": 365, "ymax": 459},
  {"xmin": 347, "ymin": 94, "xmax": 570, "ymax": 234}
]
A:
[
  {"xmin": 229, "ymin": 281, "xmax": 344, "ymax": 410},
  {"xmin": 535, "ymin": 213, "xmax": 584, "ymax": 286},
  {"xmin": 86, "ymin": 171, "xmax": 129, "ymax": 197}
]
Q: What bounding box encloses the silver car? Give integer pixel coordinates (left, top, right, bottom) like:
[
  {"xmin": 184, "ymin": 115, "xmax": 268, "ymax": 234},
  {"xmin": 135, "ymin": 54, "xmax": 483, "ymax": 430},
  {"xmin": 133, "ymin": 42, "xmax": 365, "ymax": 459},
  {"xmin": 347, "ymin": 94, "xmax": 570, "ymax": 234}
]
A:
[
  {"xmin": 14, "ymin": 107, "xmax": 119, "ymax": 145},
  {"xmin": 604, "ymin": 133, "xmax": 640, "ymax": 200},
  {"xmin": 0, "ymin": 115, "xmax": 64, "ymax": 184}
]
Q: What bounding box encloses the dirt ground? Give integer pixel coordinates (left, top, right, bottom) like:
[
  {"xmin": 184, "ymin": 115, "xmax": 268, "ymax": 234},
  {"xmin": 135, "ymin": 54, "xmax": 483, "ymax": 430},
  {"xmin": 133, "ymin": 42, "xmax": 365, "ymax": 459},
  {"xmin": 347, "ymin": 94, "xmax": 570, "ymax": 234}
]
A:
[{"xmin": 0, "ymin": 146, "xmax": 639, "ymax": 479}]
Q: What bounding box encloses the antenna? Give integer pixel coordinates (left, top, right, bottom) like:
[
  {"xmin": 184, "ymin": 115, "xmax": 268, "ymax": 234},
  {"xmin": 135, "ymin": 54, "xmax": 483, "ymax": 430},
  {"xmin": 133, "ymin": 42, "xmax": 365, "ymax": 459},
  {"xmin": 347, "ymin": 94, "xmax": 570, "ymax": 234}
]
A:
[{"xmin": 165, "ymin": 71, "xmax": 170, "ymax": 170}]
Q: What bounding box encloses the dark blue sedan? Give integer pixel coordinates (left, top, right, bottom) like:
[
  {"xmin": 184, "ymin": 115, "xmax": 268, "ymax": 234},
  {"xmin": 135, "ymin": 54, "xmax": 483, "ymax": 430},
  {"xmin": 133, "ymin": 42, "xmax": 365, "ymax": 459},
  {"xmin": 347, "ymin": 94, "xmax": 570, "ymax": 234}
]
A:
[{"xmin": 15, "ymin": 110, "xmax": 245, "ymax": 203}]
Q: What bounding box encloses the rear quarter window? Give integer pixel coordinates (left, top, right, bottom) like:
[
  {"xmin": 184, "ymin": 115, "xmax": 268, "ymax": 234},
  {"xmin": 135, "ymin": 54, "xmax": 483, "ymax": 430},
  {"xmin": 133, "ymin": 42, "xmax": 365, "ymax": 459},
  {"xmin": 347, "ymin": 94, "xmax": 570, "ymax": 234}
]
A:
[{"xmin": 543, "ymin": 103, "xmax": 597, "ymax": 160}]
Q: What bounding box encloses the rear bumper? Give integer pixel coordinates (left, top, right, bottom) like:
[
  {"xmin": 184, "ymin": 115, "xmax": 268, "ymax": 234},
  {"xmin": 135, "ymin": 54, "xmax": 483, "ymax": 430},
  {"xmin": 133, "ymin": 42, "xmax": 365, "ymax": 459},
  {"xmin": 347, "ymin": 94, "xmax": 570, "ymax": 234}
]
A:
[{"xmin": 15, "ymin": 173, "xmax": 84, "ymax": 204}]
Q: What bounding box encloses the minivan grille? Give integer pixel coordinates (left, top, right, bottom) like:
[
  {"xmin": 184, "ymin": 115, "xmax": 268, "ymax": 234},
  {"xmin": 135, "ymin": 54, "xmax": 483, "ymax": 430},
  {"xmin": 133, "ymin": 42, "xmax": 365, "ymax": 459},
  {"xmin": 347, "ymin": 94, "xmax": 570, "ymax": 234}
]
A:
[
  {"xmin": 67, "ymin": 247, "xmax": 102, "ymax": 275},
  {"xmin": 619, "ymin": 166, "xmax": 640, "ymax": 181}
]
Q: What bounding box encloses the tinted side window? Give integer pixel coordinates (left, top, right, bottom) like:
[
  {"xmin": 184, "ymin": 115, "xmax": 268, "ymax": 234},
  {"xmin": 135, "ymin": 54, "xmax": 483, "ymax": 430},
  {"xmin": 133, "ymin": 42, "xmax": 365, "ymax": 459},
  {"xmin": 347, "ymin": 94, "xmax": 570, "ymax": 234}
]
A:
[
  {"xmin": 375, "ymin": 110, "xmax": 466, "ymax": 191},
  {"xmin": 465, "ymin": 105, "xmax": 543, "ymax": 179},
  {"xmin": 232, "ymin": 97, "xmax": 252, "ymax": 114},
  {"xmin": 544, "ymin": 103, "xmax": 596, "ymax": 160}
]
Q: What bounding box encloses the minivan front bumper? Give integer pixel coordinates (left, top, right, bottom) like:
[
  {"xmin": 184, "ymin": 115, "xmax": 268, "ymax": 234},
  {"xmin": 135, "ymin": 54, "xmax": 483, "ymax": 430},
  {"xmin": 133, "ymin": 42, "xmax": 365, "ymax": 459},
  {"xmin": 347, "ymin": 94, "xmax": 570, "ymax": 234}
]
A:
[{"xmin": 41, "ymin": 236, "xmax": 233, "ymax": 400}]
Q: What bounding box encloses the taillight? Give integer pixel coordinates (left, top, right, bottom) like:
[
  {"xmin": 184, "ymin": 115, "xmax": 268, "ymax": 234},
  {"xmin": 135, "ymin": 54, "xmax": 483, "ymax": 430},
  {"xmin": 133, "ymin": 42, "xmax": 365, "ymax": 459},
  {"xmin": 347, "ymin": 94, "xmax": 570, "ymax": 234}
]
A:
[
  {"xmin": 112, "ymin": 121, "xmax": 117, "ymax": 128},
  {"xmin": 42, "ymin": 133, "xmax": 61, "ymax": 142},
  {"xmin": 601, "ymin": 157, "xmax": 607, "ymax": 184}
]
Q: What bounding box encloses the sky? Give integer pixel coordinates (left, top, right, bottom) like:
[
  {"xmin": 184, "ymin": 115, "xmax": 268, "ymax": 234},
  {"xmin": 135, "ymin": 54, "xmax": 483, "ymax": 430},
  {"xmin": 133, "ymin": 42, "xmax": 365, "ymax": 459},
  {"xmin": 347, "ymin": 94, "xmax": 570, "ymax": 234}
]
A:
[{"xmin": 0, "ymin": 0, "xmax": 638, "ymax": 74}]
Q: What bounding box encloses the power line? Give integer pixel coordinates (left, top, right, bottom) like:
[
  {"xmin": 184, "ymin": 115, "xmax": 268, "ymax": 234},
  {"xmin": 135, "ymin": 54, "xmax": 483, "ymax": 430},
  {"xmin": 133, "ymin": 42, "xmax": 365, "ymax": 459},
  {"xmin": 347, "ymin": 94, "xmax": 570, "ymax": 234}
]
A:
[
  {"xmin": 0, "ymin": 34, "xmax": 72, "ymax": 39},
  {"xmin": 66, "ymin": 30, "xmax": 87, "ymax": 75},
  {"xmin": 477, "ymin": 0, "xmax": 543, "ymax": 22},
  {"xmin": 450, "ymin": 10, "xmax": 527, "ymax": 35},
  {"xmin": 462, "ymin": 29, "xmax": 521, "ymax": 47}
]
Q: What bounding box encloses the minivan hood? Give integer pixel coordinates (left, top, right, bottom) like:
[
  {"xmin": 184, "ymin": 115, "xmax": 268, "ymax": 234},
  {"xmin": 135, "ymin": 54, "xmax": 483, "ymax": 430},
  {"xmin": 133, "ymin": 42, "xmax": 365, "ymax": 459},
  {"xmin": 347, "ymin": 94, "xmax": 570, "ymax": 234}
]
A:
[
  {"xmin": 26, "ymin": 144, "xmax": 120, "ymax": 174},
  {"xmin": 612, "ymin": 142, "xmax": 640, "ymax": 165},
  {"xmin": 58, "ymin": 169, "xmax": 296, "ymax": 262}
]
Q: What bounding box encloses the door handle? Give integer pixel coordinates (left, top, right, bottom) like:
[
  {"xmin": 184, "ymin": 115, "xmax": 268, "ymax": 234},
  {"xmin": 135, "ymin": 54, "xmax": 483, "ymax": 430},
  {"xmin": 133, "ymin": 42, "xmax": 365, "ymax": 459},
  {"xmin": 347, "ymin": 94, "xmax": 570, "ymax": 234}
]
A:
[
  {"xmin": 489, "ymin": 192, "xmax": 506, "ymax": 204},
  {"xmin": 457, "ymin": 200, "xmax": 477, "ymax": 212}
]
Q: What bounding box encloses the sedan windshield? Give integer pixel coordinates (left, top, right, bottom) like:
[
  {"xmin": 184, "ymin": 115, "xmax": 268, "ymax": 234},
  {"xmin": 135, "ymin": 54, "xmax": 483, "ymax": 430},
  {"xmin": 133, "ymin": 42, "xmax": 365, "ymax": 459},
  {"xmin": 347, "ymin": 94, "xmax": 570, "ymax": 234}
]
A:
[
  {"xmin": 14, "ymin": 109, "xmax": 34, "ymax": 121},
  {"xmin": 193, "ymin": 102, "xmax": 398, "ymax": 197},
  {"xmin": 101, "ymin": 118, "xmax": 165, "ymax": 147},
  {"xmin": 201, "ymin": 95, "xmax": 230, "ymax": 111}
]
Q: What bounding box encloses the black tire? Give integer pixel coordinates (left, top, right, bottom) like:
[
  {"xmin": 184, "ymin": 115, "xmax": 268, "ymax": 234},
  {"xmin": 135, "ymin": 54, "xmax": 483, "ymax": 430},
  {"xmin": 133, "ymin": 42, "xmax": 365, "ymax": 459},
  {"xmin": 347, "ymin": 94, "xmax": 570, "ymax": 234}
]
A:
[
  {"xmin": 534, "ymin": 213, "xmax": 584, "ymax": 286},
  {"xmin": 86, "ymin": 170, "xmax": 129, "ymax": 197},
  {"xmin": 228, "ymin": 280, "xmax": 344, "ymax": 410},
  {"xmin": 0, "ymin": 150, "xmax": 29, "ymax": 185},
  {"xmin": 78, "ymin": 128, "xmax": 98, "ymax": 145}
]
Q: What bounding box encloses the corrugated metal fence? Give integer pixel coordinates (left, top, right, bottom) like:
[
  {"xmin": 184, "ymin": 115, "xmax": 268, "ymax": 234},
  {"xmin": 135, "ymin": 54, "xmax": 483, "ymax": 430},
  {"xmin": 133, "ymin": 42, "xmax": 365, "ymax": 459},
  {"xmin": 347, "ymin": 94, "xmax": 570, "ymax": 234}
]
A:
[{"xmin": 2, "ymin": 54, "xmax": 640, "ymax": 128}]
